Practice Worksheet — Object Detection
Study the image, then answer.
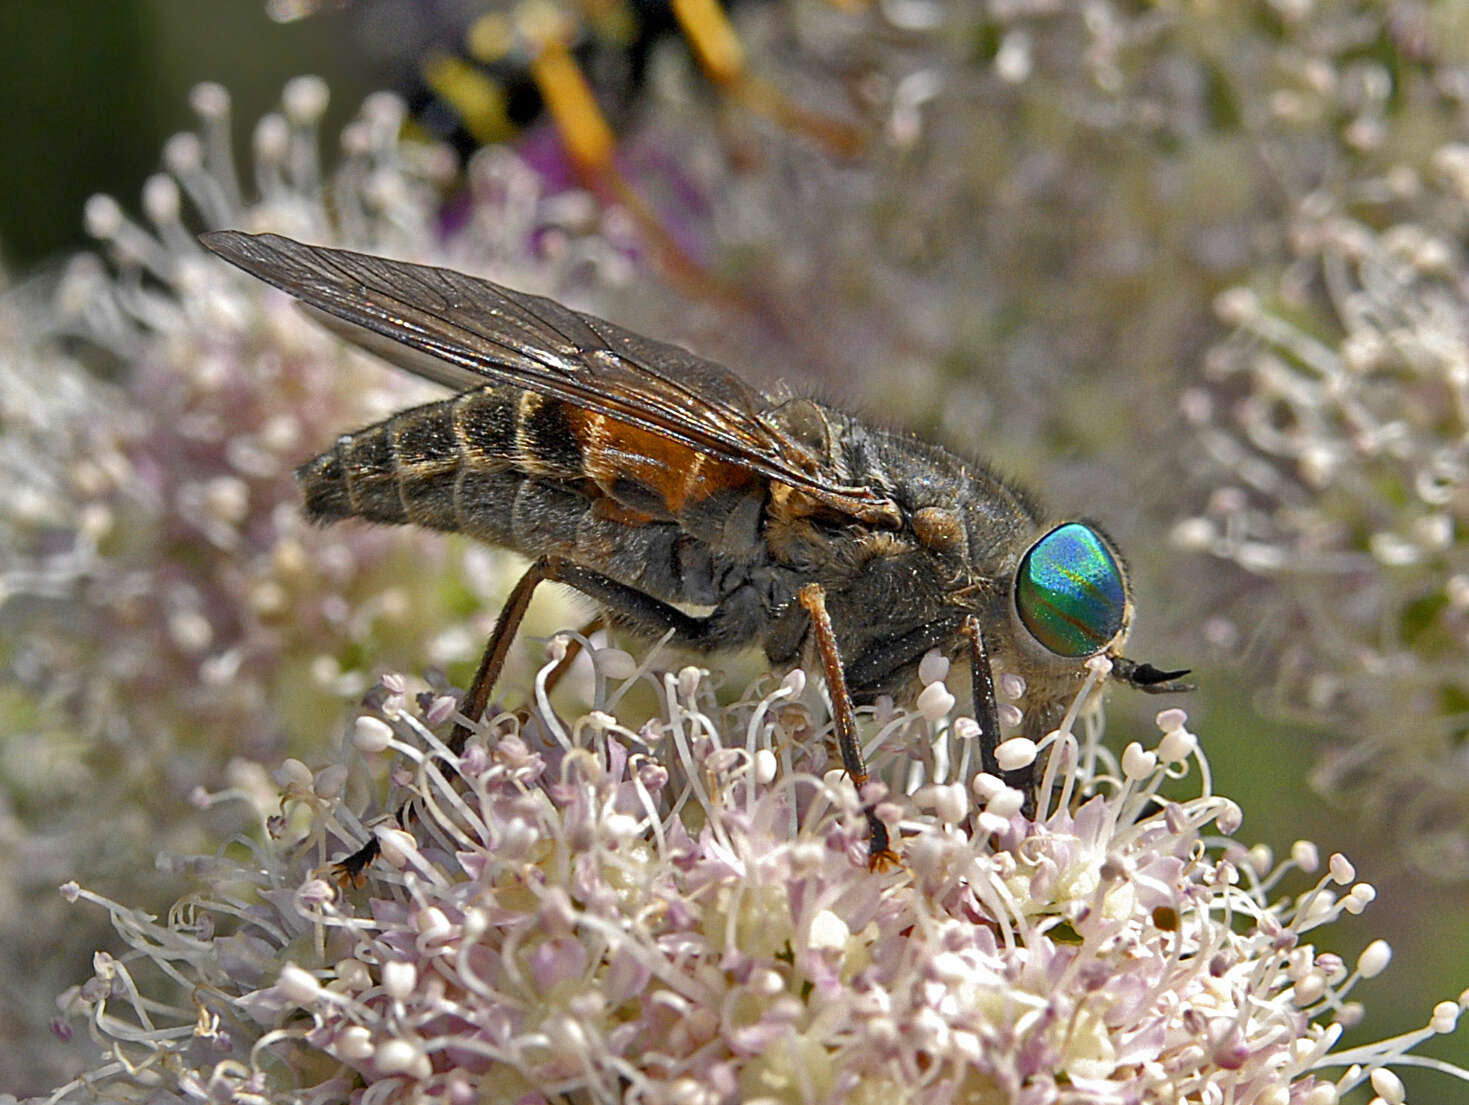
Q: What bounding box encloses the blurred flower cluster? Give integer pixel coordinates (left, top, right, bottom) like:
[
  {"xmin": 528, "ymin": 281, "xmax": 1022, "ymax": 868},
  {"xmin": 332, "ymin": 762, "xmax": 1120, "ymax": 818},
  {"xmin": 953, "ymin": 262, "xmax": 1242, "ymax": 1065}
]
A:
[
  {"xmin": 46, "ymin": 649, "xmax": 1467, "ymax": 1104},
  {"xmin": 1175, "ymin": 170, "xmax": 1469, "ymax": 874},
  {"xmin": 0, "ymin": 78, "xmax": 615, "ymax": 1086},
  {"xmin": 1166, "ymin": 35, "xmax": 1469, "ymax": 871}
]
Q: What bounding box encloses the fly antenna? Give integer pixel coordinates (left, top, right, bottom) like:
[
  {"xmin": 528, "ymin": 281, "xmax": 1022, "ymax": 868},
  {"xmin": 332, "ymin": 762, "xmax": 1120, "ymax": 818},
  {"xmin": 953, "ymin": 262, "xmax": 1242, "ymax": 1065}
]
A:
[{"xmin": 1111, "ymin": 656, "xmax": 1194, "ymax": 695}]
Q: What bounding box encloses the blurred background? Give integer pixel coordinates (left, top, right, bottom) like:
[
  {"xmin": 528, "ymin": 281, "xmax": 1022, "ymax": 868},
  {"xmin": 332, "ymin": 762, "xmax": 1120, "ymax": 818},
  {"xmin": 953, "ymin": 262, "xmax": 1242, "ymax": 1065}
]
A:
[
  {"xmin": 4, "ymin": 0, "xmax": 1469, "ymax": 1097},
  {"xmin": 0, "ymin": 3, "xmax": 367, "ymax": 270}
]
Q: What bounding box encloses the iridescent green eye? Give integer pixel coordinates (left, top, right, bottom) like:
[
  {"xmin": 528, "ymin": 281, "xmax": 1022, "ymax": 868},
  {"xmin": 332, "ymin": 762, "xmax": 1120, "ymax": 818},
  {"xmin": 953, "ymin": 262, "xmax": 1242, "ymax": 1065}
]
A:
[{"xmin": 1015, "ymin": 523, "xmax": 1126, "ymax": 657}]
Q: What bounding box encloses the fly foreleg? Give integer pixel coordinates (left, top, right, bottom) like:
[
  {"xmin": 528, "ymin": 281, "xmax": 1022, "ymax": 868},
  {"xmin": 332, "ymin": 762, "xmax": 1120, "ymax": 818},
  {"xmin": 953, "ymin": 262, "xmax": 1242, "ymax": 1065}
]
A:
[
  {"xmin": 962, "ymin": 617, "xmax": 1035, "ymax": 819},
  {"xmin": 798, "ymin": 583, "xmax": 899, "ymax": 870}
]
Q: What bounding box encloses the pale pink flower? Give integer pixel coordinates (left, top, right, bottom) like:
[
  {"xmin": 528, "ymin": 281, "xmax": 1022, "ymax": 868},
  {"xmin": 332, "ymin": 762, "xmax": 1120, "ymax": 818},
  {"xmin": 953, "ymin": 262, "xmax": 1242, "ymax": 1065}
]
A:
[{"xmin": 44, "ymin": 647, "xmax": 1469, "ymax": 1104}]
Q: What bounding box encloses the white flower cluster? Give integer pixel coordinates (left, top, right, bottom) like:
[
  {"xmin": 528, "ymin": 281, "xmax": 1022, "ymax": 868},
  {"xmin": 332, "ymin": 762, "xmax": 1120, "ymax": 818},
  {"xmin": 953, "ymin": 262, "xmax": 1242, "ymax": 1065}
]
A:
[{"xmin": 44, "ymin": 642, "xmax": 1469, "ymax": 1104}]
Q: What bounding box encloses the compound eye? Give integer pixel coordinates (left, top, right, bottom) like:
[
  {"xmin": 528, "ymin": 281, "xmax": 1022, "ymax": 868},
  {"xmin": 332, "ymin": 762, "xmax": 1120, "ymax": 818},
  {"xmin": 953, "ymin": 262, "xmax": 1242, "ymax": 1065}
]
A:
[{"xmin": 1015, "ymin": 523, "xmax": 1126, "ymax": 658}]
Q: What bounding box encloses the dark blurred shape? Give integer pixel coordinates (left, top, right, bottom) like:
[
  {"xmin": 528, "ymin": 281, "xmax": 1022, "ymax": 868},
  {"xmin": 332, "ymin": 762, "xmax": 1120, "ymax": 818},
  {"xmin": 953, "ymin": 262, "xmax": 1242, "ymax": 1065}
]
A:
[
  {"xmin": 0, "ymin": 6, "xmax": 153, "ymax": 269},
  {"xmin": 332, "ymin": 0, "xmax": 756, "ymax": 161},
  {"xmin": 0, "ymin": 1, "xmax": 371, "ymax": 271}
]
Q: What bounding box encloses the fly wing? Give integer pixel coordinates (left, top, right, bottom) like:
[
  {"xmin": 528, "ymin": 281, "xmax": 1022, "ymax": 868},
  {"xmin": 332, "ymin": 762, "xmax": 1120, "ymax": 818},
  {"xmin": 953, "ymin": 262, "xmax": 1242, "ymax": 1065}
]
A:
[{"xmin": 202, "ymin": 231, "xmax": 899, "ymax": 525}]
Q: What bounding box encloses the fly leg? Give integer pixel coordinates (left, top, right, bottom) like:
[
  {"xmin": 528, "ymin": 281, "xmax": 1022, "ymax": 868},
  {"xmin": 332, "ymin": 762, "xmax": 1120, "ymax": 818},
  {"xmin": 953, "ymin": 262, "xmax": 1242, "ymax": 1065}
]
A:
[
  {"xmin": 961, "ymin": 617, "xmax": 1002, "ymax": 779},
  {"xmin": 456, "ymin": 557, "xmax": 746, "ymax": 750},
  {"xmin": 962, "ymin": 617, "xmax": 1035, "ymax": 818},
  {"xmin": 448, "ymin": 557, "xmax": 557, "ymax": 756},
  {"xmin": 336, "ymin": 556, "xmax": 563, "ymax": 880},
  {"xmin": 798, "ymin": 583, "xmax": 900, "ymax": 870},
  {"xmin": 452, "ymin": 584, "xmax": 602, "ymax": 754},
  {"xmin": 336, "ymin": 558, "xmax": 742, "ymax": 881}
]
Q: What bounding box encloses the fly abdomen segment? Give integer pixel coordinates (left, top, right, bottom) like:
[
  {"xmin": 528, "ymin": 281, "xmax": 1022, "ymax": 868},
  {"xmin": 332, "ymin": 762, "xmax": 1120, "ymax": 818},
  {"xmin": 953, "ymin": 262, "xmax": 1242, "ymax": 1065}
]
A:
[{"xmin": 297, "ymin": 387, "xmax": 582, "ymax": 527}]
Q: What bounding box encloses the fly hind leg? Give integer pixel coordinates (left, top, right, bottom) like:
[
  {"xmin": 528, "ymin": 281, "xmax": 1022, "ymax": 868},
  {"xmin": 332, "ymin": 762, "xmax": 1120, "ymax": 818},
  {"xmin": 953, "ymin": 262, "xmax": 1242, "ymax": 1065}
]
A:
[
  {"xmin": 453, "ymin": 556, "xmax": 739, "ymax": 752},
  {"xmin": 336, "ymin": 556, "xmax": 745, "ymax": 880},
  {"xmin": 336, "ymin": 558, "xmax": 562, "ymax": 881}
]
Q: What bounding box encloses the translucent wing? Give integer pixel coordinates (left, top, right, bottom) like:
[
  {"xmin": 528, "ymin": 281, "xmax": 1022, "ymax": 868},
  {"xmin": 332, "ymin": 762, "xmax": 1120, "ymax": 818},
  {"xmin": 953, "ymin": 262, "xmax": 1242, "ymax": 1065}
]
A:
[{"xmin": 201, "ymin": 231, "xmax": 900, "ymax": 525}]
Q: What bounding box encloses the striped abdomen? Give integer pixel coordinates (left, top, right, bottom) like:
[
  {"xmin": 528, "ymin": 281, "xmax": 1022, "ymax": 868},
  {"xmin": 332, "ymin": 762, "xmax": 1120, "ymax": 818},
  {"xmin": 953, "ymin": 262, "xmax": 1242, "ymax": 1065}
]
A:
[{"xmin": 297, "ymin": 386, "xmax": 769, "ymax": 591}]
